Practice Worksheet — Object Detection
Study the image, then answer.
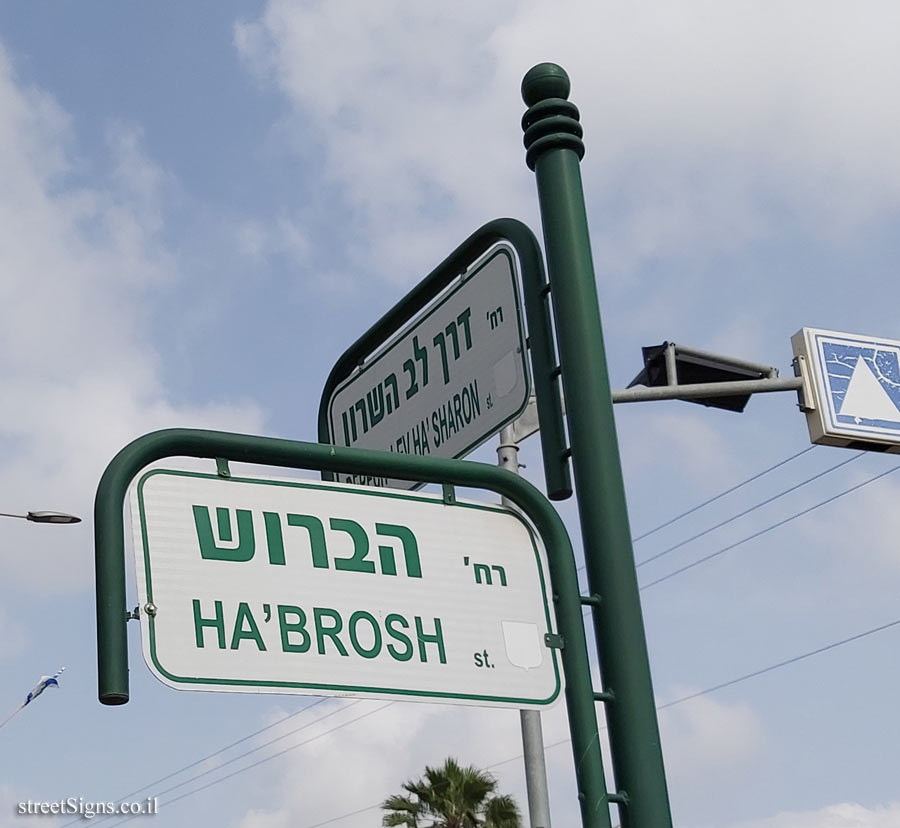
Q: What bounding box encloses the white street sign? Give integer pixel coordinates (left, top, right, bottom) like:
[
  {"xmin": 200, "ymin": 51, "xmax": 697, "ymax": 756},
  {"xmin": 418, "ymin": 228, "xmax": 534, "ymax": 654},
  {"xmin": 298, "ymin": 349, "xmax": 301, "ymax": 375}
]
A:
[
  {"xmin": 792, "ymin": 327, "xmax": 900, "ymax": 453},
  {"xmin": 326, "ymin": 244, "xmax": 531, "ymax": 490},
  {"xmin": 130, "ymin": 469, "xmax": 562, "ymax": 708}
]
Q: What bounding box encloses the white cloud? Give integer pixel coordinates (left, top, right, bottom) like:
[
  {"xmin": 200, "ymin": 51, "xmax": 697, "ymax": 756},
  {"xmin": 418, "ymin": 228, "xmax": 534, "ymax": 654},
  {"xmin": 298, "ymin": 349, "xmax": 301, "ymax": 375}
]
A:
[
  {"xmin": 798, "ymin": 470, "xmax": 900, "ymax": 579},
  {"xmin": 660, "ymin": 691, "xmax": 764, "ymax": 775},
  {"xmin": 495, "ymin": 1, "xmax": 900, "ymax": 273},
  {"xmin": 619, "ymin": 407, "xmax": 741, "ymax": 491},
  {"xmin": 236, "ymin": 701, "xmax": 531, "ymax": 828},
  {"xmin": 0, "ymin": 41, "xmax": 265, "ymax": 593},
  {"xmin": 228, "ymin": 695, "xmax": 610, "ymax": 828},
  {"xmin": 237, "ymin": 216, "xmax": 311, "ymax": 267},
  {"xmin": 726, "ymin": 801, "xmax": 900, "ymax": 828},
  {"xmin": 234, "ymin": 0, "xmax": 532, "ymax": 285},
  {"xmin": 234, "ymin": 688, "xmax": 766, "ymax": 828},
  {"xmin": 0, "ymin": 607, "xmax": 28, "ymax": 662},
  {"xmin": 236, "ymin": 0, "xmax": 900, "ymax": 293}
]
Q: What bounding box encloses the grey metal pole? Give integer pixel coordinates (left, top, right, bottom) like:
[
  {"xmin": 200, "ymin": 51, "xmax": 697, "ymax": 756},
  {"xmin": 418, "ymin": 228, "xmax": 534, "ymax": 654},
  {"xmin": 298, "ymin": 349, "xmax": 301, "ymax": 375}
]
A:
[
  {"xmin": 613, "ymin": 376, "xmax": 803, "ymax": 404},
  {"xmin": 499, "ymin": 424, "xmax": 553, "ymax": 828}
]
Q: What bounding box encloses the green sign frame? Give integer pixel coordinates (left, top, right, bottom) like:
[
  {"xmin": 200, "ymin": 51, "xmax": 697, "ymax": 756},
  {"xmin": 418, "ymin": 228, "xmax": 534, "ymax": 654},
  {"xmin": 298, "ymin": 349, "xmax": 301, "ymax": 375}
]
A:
[
  {"xmin": 133, "ymin": 467, "xmax": 561, "ymax": 706},
  {"xmin": 317, "ymin": 218, "xmax": 572, "ymax": 500},
  {"xmin": 94, "ymin": 428, "xmax": 607, "ymax": 825}
]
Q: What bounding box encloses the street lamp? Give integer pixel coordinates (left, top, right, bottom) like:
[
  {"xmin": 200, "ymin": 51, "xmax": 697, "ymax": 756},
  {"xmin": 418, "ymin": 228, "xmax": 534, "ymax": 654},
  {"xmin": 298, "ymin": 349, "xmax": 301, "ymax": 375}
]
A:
[{"xmin": 0, "ymin": 510, "xmax": 81, "ymax": 524}]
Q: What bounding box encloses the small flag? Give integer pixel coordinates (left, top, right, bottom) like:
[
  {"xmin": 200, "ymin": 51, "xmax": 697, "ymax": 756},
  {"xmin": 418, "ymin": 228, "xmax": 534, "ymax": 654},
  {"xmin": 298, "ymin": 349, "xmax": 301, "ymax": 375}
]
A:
[
  {"xmin": 24, "ymin": 667, "xmax": 65, "ymax": 706},
  {"xmin": 1, "ymin": 667, "xmax": 65, "ymax": 731}
]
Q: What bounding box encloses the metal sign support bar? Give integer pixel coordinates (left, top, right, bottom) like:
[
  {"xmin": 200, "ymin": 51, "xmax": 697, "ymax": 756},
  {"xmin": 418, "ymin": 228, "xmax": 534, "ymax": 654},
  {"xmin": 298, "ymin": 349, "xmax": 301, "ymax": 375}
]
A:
[
  {"xmin": 94, "ymin": 427, "xmax": 611, "ymax": 828},
  {"xmin": 613, "ymin": 375, "xmax": 803, "ymax": 404},
  {"xmin": 510, "ymin": 374, "xmax": 806, "ymax": 444},
  {"xmin": 522, "ymin": 63, "xmax": 673, "ymax": 827},
  {"xmin": 498, "ymin": 425, "xmax": 553, "ymax": 828}
]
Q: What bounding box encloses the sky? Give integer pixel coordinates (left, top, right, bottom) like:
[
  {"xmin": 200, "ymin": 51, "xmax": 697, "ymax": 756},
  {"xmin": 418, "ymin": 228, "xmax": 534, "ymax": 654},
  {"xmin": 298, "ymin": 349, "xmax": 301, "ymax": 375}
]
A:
[{"xmin": 1, "ymin": 2, "xmax": 900, "ymax": 827}]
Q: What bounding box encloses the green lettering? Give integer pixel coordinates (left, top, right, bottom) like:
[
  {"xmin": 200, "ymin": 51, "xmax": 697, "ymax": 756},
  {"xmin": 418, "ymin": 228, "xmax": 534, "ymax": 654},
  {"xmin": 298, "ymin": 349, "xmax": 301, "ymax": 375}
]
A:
[
  {"xmin": 286, "ymin": 514, "xmax": 328, "ymax": 568},
  {"xmin": 431, "ymin": 411, "xmax": 442, "ymax": 448},
  {"xmin": 330, "ymin": 518, "xmax": 375, "ymax": 573},
  {"xmin": 462, "ymin": 385, "xmax": 473, "ymax": 422},
  {"xmin": 437, "ymin": 405, "xmax": 448, "ymax": 443},
  {"xmin": 264, "ymin": 512, "xmax": 283, "ymax": 564},
  {"xmin": 348, "ymin": 610, "xmax": 382, "ymax": 658},
  {"xmin": 278, "ymin": 605, "xmax": 310, "ymax": 653},
  {"xmin": 445, "ymin": 400, "xmax": 457, "ymax": 437},
  {"xmin": 376, "ymin": 523, "xmax": 422, "ymax": 578},
  {"xmin": 314, "ymin": 607, "xmax": 348, "ymax": 656},
  {"xmin": 193, "ymin": 506, "xmax": 255, "ymax": 562},
  {"xmin": 193, "ymin": 599, "xmax": 226, "ymax": 649},
  {"xmin": 231, "ymin": 602, "xmax": 266, "ymax": 651},
  {"xmin": 415, "ymin": 616, "xmax": 446, "ymax": 664},
  {"xmin": 453, "ymin": 393, "xmax": 464, "ymax": 430},
  {"xmin": 385, "ymin": 613, "xmax": 413, "ymax": 661}
]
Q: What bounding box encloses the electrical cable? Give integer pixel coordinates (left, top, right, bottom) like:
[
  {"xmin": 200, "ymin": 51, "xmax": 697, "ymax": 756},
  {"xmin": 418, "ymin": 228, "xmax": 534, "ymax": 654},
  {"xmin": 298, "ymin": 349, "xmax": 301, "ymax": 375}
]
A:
[
  {"xmin": 654, "ymin": 615, "xmax": 900, "ymax": 711},
  {"xmin": 85, "ymin": 453, "xmax": 894, "ymax": 827},
  {"xmin": 152, "ymin": 700, "xmax": 366, "ymax": 799},
  {"xmin": 577, "ymin": 447, "xmax": 844, "ymax": 578},
  {"xmin": 632, "ymin": 446, "xmax": 816, "ymax": 542},
  {"xmin": 62, "ymin": 698, "xmax": 357, "ymax": 828},
  {"xmin": 640, "ymin": 462, "xmax": 900, "ymax": 590},
  {"xmin": 94, "ymin": 558, "xmax": 900, "ymax": 827},
  {"xmin": 96, "ymin": 453, "xmax": 824, "ymax": 818},
  {"xmin": 100, "ymin": 701, "xmax": 396, "ymax": 828},
  {"xmin": 289, "ymin": 613, "xmax": 900, "ymax": 828},
  {"xmin": 635, "ymin": 451, "xmax": 863, "ymax": 568},
  {"xmin": 59, "ymin": 696, "xmax": 330, "ymax": 828}
]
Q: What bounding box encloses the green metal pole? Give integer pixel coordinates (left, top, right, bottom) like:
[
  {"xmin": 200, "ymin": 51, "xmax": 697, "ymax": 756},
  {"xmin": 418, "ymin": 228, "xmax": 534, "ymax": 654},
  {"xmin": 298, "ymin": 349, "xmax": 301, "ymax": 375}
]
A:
[{"xmin": 521, "ymin": 64, "xmax": 674, "ymax": 828}]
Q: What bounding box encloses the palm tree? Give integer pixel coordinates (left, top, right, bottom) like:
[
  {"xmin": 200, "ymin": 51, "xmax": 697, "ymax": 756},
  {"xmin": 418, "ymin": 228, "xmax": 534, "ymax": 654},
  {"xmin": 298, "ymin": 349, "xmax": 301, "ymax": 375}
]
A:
[{"xmin": 381, "ymin": 757, "xmax": 521, "ymax": 828}]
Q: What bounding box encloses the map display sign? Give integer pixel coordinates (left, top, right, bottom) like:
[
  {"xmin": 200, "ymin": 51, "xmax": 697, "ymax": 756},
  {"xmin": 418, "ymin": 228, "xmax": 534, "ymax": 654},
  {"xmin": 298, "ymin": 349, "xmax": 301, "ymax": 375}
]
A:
[
  {"xmin": 325, "ymin": 244, "xmax": 530, "ymax": 490},
  {"xmin": 792, "ymin": 327, "xmax": 900, "ymax": 453},
  {"xmin": 129, "ymin": 468, "xmax": 562, "ymax": 708}
]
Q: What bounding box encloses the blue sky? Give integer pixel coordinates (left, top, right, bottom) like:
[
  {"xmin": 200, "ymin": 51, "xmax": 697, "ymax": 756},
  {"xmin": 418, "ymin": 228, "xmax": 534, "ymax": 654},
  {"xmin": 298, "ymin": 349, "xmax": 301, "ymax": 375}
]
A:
[{"xmin": 2, "ymin": 2, "xmax": 900, "ymax": 827}]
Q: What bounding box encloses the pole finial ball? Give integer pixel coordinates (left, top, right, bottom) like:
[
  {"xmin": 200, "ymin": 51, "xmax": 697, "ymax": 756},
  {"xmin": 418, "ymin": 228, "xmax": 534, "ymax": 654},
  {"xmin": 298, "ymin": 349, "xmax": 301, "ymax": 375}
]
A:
[{"xmin": 521, "ymin": 63, "xmax": 571, "ymax": 105}]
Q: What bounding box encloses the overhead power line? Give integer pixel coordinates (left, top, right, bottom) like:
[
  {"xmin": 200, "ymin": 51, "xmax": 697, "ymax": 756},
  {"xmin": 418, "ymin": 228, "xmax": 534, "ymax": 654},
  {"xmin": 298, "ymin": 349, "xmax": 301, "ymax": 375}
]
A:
[
  {"xmin": 640, "ymin": 462, "xmax": 900, "ymax": 590},
  {"xmin": 64, "ymin": 698, "xmax": 355, "ymax": 828},
  {"xmin": 296, "ymin": 613, "xmax": 900, "ymax": 828},
  {"xmin": 83, "ymin": 453, "xmax": 897, "ymax": 827},
  {"xmin": 152, "ymin": 700, "xmax": 367, "ymax": 801},
  {"xmin": 577, "ymin": 449, "xmax": 862, "ymax": 580},
  {"xmin": 95, "ymin": 608, "xmax": 900, "ymax": 828},
  {"xmin": 100, "ymin": 701, "xmax": 396, "ymax": 828},
  {"xmin": 632, "ymin": 446, "xmax": 816, "ymax": 543},
  {"xmin": 62, "ymin": 696, "xmax": 330, "ymax": 825},
  {"xmin": 655, "ymin": 615, "xmax": 900, "ymax": 710},
  {"xmin": 635, "ymin": 451, "xmax": 863, "ymax": 569}
]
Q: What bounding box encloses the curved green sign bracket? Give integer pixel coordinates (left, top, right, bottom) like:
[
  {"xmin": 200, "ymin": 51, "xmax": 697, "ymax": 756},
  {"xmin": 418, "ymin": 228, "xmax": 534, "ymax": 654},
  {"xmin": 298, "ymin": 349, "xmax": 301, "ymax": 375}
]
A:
[{"xmin": 94, "ymin": 428, "xmax": 611, "ymax": 826}]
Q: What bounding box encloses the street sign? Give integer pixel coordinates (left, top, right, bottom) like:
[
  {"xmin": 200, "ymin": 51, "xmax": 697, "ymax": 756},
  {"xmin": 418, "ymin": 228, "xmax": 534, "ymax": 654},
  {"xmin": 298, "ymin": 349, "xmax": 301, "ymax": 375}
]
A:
[
  {"xmin": 129, "ymin": 468, "xmax": 562, "ymax": 708},
  {"xmin": 792, "ymin": 327, "xmax": 900, "ymax": 453},
  {"xmin": 325, "ymin": 244, "xmax": 530, "ymax": 490}
]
